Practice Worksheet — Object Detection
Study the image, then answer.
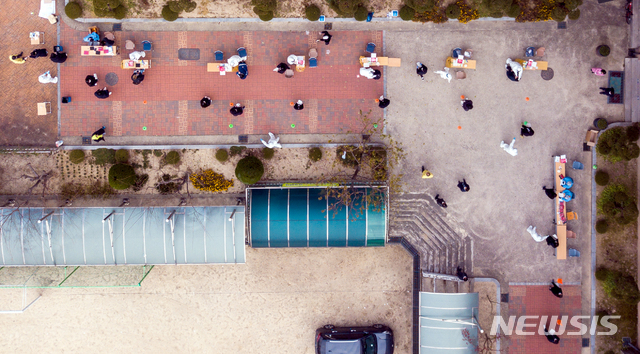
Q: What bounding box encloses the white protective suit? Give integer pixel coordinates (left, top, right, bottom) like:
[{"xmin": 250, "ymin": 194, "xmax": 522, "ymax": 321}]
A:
[
  {"xmin": 506, "ymin": 58, "xmax": 523, "ymax": 81},
  {"xmin": 261, "ymin": 132, "xmax": 282, "ymax": 149},
  {"xmin": 38, "ymin": 71, "xmax": 58, "ymax": 84}
]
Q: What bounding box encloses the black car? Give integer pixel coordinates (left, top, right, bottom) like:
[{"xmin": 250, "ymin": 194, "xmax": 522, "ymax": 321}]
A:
[{"xmin": 315, "ymin": 324, "xmax": 394, "ymax": 354}]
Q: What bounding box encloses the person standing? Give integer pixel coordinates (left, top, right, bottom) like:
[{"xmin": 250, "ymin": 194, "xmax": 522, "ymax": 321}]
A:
[
  {"xmin": 85, "ymin": 74, "xmax": 98, "ymax": 87},
  {"xmin": 521, "ymin": 123, "xmax": 535, "ymax": 137},
  {"xmin": 230, "ymin": 103, "xmax": 245, "ymax": 116},
  {"xmin": 457, "ymin": 179, "xmax": 470, "ymax": 192},
  {"xmin": 461, "ymin": 98, "xmax": 473, "ymax": 111},
  {"xmin": 416, "ymin": 62, "xmax": 428, "ymax": 80},
  {"xmin": 549, "ymin": 280, "xmax": 563, "ymax": 298},
  {"xmin": 9, "ymin": 52, "xmax": 27, "ymax": 64},
  {"xmin": 435, "ymin": 194, "xmax": 447, "ymax": 208},
  {"xmin": 273, "ymin": 63, "xmax": 290, "ymax": 74},
  {"xmin": 377, "ymin": 95, "xmax": 390, "ymax": 109},
  {"xmin": 456, "ymin": 267, "xmax": 469, "ymax": 281},
  {"xmin": 421, "ymin": 166, "xmax": 433, "ymax": 179},
  {"xmin": 542, "ymin": 186, "xmax": 557, "ymax": 199},
  {"xmin": 544, "ymin": 327, "xmax": 560, "ymax": 344},
  {"xmin": 94, "ymin": 87, "xmax": 111, "ymax": 99},
  {"xmin": 600, "ymin": 87, "xmax": 615, "ymax": 97},
  {"xmin": 50, "ymin": 51, "xmax": 67, "ymax": 63},
  {"xmin": 546, "ymin": 235, "xmax": 559, "ymax": 248},
  {"xmin": 131, "ymin": 70, "xmax": 144, "ymax": 85},
  {"xmin": 91, "ymin": 126, "xmax": 106, "ymax": 142},
  {"xmin": 317, "ymin": 31, "xmax": 332, "ymax": 45},
  {"xmin": 237, "ymin": 62, "xmax": 248, "ymax": 80},
  {"xmin": 293, "ymin": 100, "xmax": 304, "ymax": 110},
  {"xmin": 591, "ymin": 68, "xmax": 606, "ymax": 76},
  {"xmin": 200, "ymin": 96, "xmax": 212, "ymax": 108},
  {"xmin": 360, "ymin": 67, "xmax": 381, "ymax": 80}
]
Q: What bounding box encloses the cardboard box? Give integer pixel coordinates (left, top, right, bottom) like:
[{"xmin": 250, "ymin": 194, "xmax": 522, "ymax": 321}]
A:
[{"xmin": 585, "ymin": 130, "xmax": 598, "ymax": 146}]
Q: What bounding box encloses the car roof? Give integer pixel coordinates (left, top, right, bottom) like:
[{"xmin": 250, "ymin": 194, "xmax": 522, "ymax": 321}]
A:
[{"xmin": 325, "ymin": 339, "xmax": 363, "ymax": 354}]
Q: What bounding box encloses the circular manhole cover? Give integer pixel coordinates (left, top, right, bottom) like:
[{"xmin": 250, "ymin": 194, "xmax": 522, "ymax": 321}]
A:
[
  {"xmin": 105, "ymin": 72, "xmax": 119, "ymax": 86},
  {"xmin": 541, "ymin": 68, "xmax": 554, "ymax": 81}
]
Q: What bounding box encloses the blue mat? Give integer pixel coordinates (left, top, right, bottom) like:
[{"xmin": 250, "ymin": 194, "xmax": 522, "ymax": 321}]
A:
[{"xmin": 608, "ymin": 71, "xmax": 624, "ymax": 104}]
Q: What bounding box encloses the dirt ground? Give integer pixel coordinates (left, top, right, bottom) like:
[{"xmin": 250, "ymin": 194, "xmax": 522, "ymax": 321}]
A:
[
  {"xmin": 76, "ymin": 0, "xmax": 405, "ymax": 19},
  {"xmin": 0, "ymin": 146, "xmax": 367, "ymax": 196},
  {"xmin": 594, "ymin": 156, "xmax": 638, "ymax": 352},
  {"xmin": 0, "ymin": 246, "xmax": 413, "ymax": 354}
]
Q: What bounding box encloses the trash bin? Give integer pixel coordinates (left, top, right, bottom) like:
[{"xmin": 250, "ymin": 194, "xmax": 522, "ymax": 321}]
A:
[
  {"xmin": 61, "ymin": 96, "xmax": 71, "ymax": 103},
  {"xmin": 54, "ymin": 45, "xmax": 63, "ymax": 53}
]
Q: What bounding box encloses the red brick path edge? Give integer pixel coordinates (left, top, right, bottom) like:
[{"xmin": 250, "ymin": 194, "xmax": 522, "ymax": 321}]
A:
[{"xmin": 60, "ymin": 24, "xmax": 385, "ymax": 137}]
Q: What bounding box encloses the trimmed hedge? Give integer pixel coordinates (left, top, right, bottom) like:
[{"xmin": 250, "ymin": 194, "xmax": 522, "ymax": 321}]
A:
[
  {"xmin": 252, "ymin": 0, "xmax": 276, "ymax": 21},
  {"xmin": 215, "ymin": 149, "xmax": 229, "ymax": 162},
  {"xmin": 597, "ymin": 268, "xmax": 640, "ymax": 304},
  {"xmin": 595, "ymin": 219, "xmax": 609, "ymax": 234},
  {"xmin": 115, "ymin": 149, "xmax": 129, "ymax": 163},
  {"xmin": 309, "ymin": 147, "xmax": 322, "ymax": 162},
  {"xmin": 305, "ymin": 4, "xmax": 321, "ymax": 21},
  {"xmin": 354, "ymin": 6, "xmax": 368, "ymax": 21},
  {"xmin": 506, "ymin": 4, "xmax": 521, "ymax": 18},
  {"xmin": 445, "ymin": 4, "xmax": 461, "ymax": 19},
  {"xmin": 568, "ymin": 8, "xmax": 580, "ymax": 20},
  {"xmin": 65, "ymin": 2, "xmax": 83, "ymax": 19},
  {"xmin": 595, "ymin": 171, "xmax": 609, "ymax": 186},
  {"xmin": 235, "ymin": 156, "xmax": 264, "ymax": 185},
  {"xmin": 93, "ymin": 148, "xmax": 116, "ymax": 165},
  {"xmin": 399, "ymin": 5, "xmax": 415, "ymax": 20},
  {"xmin": 627, "ymin": 124, "xmax": 640, "ymax": 142},
  {"xmin": 164, "ymin": 151, "xmax": 180, "ymax": 165},
  {"xmin": 262, "ymin": 148, "xmax": 274, "ymax": 160},
  {"xmin": 162, "ymin": 5, "xmax": 179, "ymax": 21},
  {"xmin": 113, "ymin": 5, "xmax": 127, "ymax": 19},
  {"xmin": 551, "ymin": 6, "xmax": 567, "ymax": 21},
  {"xmin": 108, "ymin": 164, "xmax": 136, "ymax": 190},
  {"xmin": 69, "ymin": 150, "xmax": 85, "ymax": 164}
]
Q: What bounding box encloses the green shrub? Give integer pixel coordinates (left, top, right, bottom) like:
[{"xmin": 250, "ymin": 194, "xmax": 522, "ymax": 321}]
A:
[
  {"xmin": 354, "ymin": 6, "xmax": 368, "ymax": 21},
  {"xmin": 235, "ymin": 156, "xmax": 264, "ymax": 185},
  {"xmin": 595, "ymin": 118, "xmax": 608, "ymax": 130},
  {"xmin": 551, "ymin": 6, "xmax": 566, "ymax": 21},
  {"xmin": 93, "ymin": 148, "xmax": 116, "ymax": 165},
  {"xmin": 93, "ymin": 0, "xmax": 121, "ymax": 11},
  {"xmin": 336, "ymin": 145, "xmax": 362, "ymax": 168},
  {"xmin": 327, "ymin": 0, "xmax": 361, "ymax": 16},
  {"xmin": 601, "ymin": 269, "xmax": 640, "ymax": 304},
  {"xmin": 399, "ymin": 5, "xmax": 415, "ymax": 20},
  {"xmin": 567, "ymin": 9, "xmax": 580, "ymax": 20},
  {"xmin": 595, "ymin": 171, "xmax": 609, "ymax": 186},
  {"xmin": 108, "ymin": 164, "xmax": 136, "ymax": 190},
  {"xmin": 69, "ymin": 150, "xmax": 85, "ymax": 164},
  {"xmin": 625, "ymin": 144, "xmax": 640, "ymax": 160},
  {"xmin": 262, "ymin": 148, "xmax": 275, "ymax": 160},
  {"xmin": 597, "ymin": 184, "xmax": 639, "ymax": 225},
  {"xmin": 215, "ymin": 149, "xmax": 229, "ymax": 162},
  {"xmin": 597, "ymin": 127, "xmax": 640, "ymax": 162},
  {"xmin": 258, "ymin": 11, "xmax": 274, "ymax": 21},
  {"xmin": 164, "ymin": 151, "xmax": 180, "ymax": 165},
  {"xmin": 405, "ymin": 0, "xmax": 435, "ymax": 12},
  {"xmin": 445, "ymin": 4, "xmax": 461, "ymax": 18},
  {"xmin": 115, "ymin": 149, "xmax": 129, "ymax": 163},
  {"xmin": 309, "ymin": 147, "xmax": 322, "ymax": 162},
  {"xmin": 93, "ymin": 7, "xmax": 114, "ymax": 17},
  {"xmin": 113, "ymin": 5, "xmax": 127, "ymax": 19},
  {"xmin": 183, "ymin": 1, "xmax": 197, "ymax": 12},
  {"xmin": 155, "ymin": 174, "xmax": 181, "ymax": 194},
  {"xmin": 598, "ymin": 45, "xmax": 610, "ymax": 57},
  {"xmin": 305, "ymin": 4, "xmax": 321, "ymax": 21},
  {"xmin": 230, "ymin": 146, "xmax": 246, "ymax": 157},
  {"xmin": 252, "ymin": 0, "xmax": 276, "ymax": 20},
  {"xmin": 506, "ymin": 4, "xmax": 521, "ymax": 17},
  {"xmin": 564, "ymin": 0, "xmax": 582, "ymax": 10},
  {"xmin": 65, "ymin": 2, "xmax": 82, "ymax": 19},
  {"xmin": 627, "ymin": 124, "xmax": 640, "ymax": 141},
  {"xmin": 595, "ymin": 219, "xmax": 609, "ymax": 233},
  {"xmin": 162, "ymin": 5, "xmax": 179, "ymax": 21},
  {"xmin": 168, "ymin": 0, "xmax": 182, "ymax": 12},
  {"xmin": 595, "ymin": 267, "xmax": 609, "ymax": 281},
  {"xmin": 153, "ymin": 149, "xmax": 163, "ymax": 157},
  {"xmin": 132, "ymin": 174, "xmax": 149, "ymax": 192}
]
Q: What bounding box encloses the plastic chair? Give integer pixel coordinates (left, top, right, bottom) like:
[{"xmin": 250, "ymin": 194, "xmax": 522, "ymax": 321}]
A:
[
  {"xmin": 309, "ymin": 58, "xmax": 318, "ymax": 68},
  {"xmin": 237, "ymin": 47, "xmax": 247, "ymax": 59},
  {"xmin": 452, "ymin": 47, "xmax": 462, "ymax": 57},
  {"xmin": 572, "ymin": 161, "xmax": 584, "ymax": 170},
  {"xmin": 142, "ymin": 40, "xmax": 152, "ymax": 51},
  {"xmin": 567, "ymin": 211, "xmax": 578, "ymax": 221},
  {"xmin": 456, "ymin": 71, "xmax": 466, "ymax": 79},
  {"xmin": 525, "ymin": 46, "xmax": 535, "ymax": 57},
  {"xmin": 104, "ymin": 32, "xmax": 115, "ymax": 41},
  {"xmin": 567, "ymin": 230, "xmax": 576, "ymax": 239},
  {"xmin": 536, "ymin": 47, "xmax": 545, "ymax": 57},
  {"xmin": 125, "ymin": 40, "xmax": 135, "ymax": 50},
  {"xmin": 365, "ymin": 43, "xmax": 376, "ymax": 54},
  {"xmin": 284, "ymin": 69, "xmax": 294, "ymax": 78},
  {"xmin": 215, "ymin": 50, "xmax": 223, "ymax": 61},
  {"xmin": 568, "ymin": 248, "xmax": 580, "ymax": 257},
  {"xmin": 54, "ymin": 45, "xmax": 63, "ymax": 53}
]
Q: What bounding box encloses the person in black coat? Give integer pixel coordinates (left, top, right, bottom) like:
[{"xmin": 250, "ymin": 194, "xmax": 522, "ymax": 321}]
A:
[
  {"xmin": 377, "ymin": 96, "xmax": 390, "ymax": 109},
  {"xmin": 30, "ymin": 48, "xmax": 48, "ymax": 58},
  {"xmin": 200, "ymin": 96, "xmax": 212, "ymax": 108},
  {"xmin": 230, "ymin": 104, "xmax": 244, "ymax": 116},
  {"xmin": 542, "ymin": 186, "xmax": 557, "ymax": 199},
  {"xmin": 237, "ymin": 62, "xmax": 248, "ymax": 80},
  {"xmin": 599, "ymin": 87, "xmax": 615, "ymax": 97},
  {"xmin": 549, "ymin": 280, "xmax": 563, "ymax": 298},
  {"xmin": 85, "ymin": 74, "xmax": 98, "ymax": 87},
  {"xmin": 293, "ymin": 100, "xmax": 304, "ymax": 110},
  {"xmin": 273, "ymin": 63, "xmax": 290, "ymax": 74},
  {"xmin": 506, "ymin": 66, "xmax": 518, "ymax": 82},
  {"xmin": 372, "ymin": 69, "xmax": 381, "ymax": 80},
  {"xmin": 317, "ymin": 31, "xmax": 332, "ymax": 45},
  {"xmin": 94, "ymin": 87, "xmax": 111, "ymax": 99},
  {"xmin": 462, "ymin": 99, "xmax": 473, "ymax": 111},
  {"xmin": 521, "ymin": 124, "xmax": 535, "ymax": 137},
  {"xmin": 416, "ymin": 62, "xmax": 428, "ymax": 80},
  {"xmin": 544, "ymin": 327, "xmax": 560, "ymax": 344},
  {"xmin": 456, "ymin": 267, "xmax": 468, "ymax": 281},
  {"xmin": 50, "ymin": 51, "xmax": 67, "ymax": 63},
  {"xmin": 131, "ymin": 70, "xmax": 144, "ymax": 85},
  {"xmin": 546, "ymin": 235, "xmax": 559, "ymax": 248},
  {"xmin": 457, "ymin": 179, "xmax": 470, "ymax": 192},
  {"xmin": 435, "ymin": 194, "xmax": 447, "ymax": 208}
]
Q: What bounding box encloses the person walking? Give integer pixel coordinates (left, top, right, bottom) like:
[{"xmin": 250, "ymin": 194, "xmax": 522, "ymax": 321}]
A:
[
  {"xmin": 200, "ymin": 96, "xmax": 212, "ymax": 108},
  {"xmin": 316, "ymin": 31, "xmax": 332, "ymax": 45},
  {"xmin": 131, "ymin": 70, "xmax": 144, "ymax": 85},
  {"xmin": 293, "ymin": 100, "xmax": 304, "ymax": 110},
  {"xmin": 416, "ymin": 62, "xmax": 428, "ymax": 80},
  {"xmin": 546, "ymin": 235, "xmax": 559, "ymax": 248},
  {"xmin": 461, "ymin": 97, "xmax": 473, "ymax": 111},
  {"xmin": 542, "ymin": 186, "xmax": 557, "ymax": 199},
  {"xmin": 230, "ymin": 103, "xmax": 245, "ymax": 116},
  {"xmin": 549, "ymin": 280, "xmax": 563, "ymax": 298},
  {"xmin": 377, "ymin": 95, "xmax": 390, "ymax": 109},
  {"xmin": 456, "ymin": 267, "xmax": 469, "ymax": 281},
  {"xmin": 457, "ymin": 179, "xmax": 470, "ymax": 192},
  {"xmin": 50, "ymin": 51, "xmax": 67, "ymax": 63},
  {"xmin": 9, "ymin": 52, "xmax": 27, "ymax": 64},
  {"xmin": 360, "ymin": 67, "xmax": 381, "ymax": 80},
  {"xmin": 521, "ymin": 123, "xmax": 535, "ymax": 137},
  {"xmin": 29, "ymin": 48, "xmax": 48, "ymax": 59},
  {"xmin": 421, "ymin": 166, "xmax": 433, "ymax": 179},
  {"xmin": 273, "ymin": 63, "xmax": 290, "ymax": 74},
  {"xmin": 591, "ymin": 68, "xmax": 606, "ymax": 76},
  {"xmin": 237, "ymin": 62, "xmax": 248, "ymax": 80},
  {"xmin": 544, "ymin": 327, "xmax": 560, "ymax": 344},
  {"xmin": 599, "ymin": 87, "xmax": 615, "ymax": 97},
  {"xmin": 435, "ymin": 194, "xmax": 447, "ymax": 208},
  {"xmin": 85, "ymin": 74, "xmax": 98, "ymax": 87},
  {"xmin": 94, "ymin": 87, "xmax": 111, "ymax": 99},
  {"xmin": 91, "ymin": 126, "xmax": 106, "ymax": 142}
]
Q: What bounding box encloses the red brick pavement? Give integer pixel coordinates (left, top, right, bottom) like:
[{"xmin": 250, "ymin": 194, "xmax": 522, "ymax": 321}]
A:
[
  {"xmin": 60, "ymin": 24, "xmax": 384, "ymax": 137},
  {"xmin": 507, "ymin": 285, "xmax": 583, "ymax": 354}
]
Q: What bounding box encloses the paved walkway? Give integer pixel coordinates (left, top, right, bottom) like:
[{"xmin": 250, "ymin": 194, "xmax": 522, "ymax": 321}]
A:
[
  {"xmin": 60, "ymin": 23, "xmax": 384, "ymax": 138},
  {"xmin": 507, "ymin": 285, "xmax": 583, "ymax": 353}
]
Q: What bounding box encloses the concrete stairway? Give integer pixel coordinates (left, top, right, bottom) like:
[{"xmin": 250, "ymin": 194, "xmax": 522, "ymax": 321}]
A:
[{"xmin": 389, "ymin": 194, "xmax": 473, "ymax": 294}]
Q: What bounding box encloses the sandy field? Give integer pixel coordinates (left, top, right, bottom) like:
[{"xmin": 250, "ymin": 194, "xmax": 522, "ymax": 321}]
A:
[{"xmin": 0, "ymin": 246, "xmax": 413, "ymax": 354}]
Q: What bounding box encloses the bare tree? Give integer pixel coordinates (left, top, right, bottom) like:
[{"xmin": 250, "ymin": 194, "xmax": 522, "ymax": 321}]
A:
[{"xmin": 22, "ymin": 163, "xmax": 53, "ymax": 197}]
